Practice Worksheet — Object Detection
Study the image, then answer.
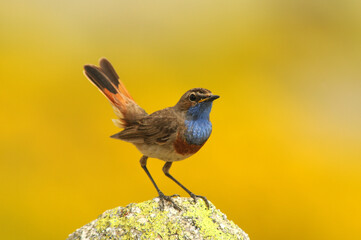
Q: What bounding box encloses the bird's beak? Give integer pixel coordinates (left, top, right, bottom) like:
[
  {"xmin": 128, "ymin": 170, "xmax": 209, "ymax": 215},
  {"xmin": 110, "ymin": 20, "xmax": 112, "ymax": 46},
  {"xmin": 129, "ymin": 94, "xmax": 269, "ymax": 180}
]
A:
[{"xmin": 199, "ymin": 94, "xmax": 220, "ymax": 103}]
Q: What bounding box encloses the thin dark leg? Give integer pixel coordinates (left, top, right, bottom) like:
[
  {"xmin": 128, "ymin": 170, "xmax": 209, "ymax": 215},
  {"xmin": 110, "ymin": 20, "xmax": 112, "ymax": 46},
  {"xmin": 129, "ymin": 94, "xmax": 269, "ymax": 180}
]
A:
[
  {"xmin": 163, "ymin": 162, "xmax": 209, "ymax": 208},
  {"xmin": 140, "ymin": 156, "xmax": 180, "ymax": 210},
  {"xmin": 140, "ymin": 156, "xmax": 161, "ymax": 193}
]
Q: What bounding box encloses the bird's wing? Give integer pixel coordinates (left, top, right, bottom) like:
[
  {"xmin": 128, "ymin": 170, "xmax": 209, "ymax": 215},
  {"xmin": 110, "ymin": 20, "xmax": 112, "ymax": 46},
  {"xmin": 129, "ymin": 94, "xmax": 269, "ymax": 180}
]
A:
[{"xmin": 111, "ymin": 108, "xmax": 180, "ymax": 145}]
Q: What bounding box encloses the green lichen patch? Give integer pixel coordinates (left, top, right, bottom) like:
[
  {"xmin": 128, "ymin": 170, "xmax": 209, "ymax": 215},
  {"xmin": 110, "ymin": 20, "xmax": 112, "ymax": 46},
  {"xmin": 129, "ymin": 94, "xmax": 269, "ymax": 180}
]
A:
[{"xmin": 67, "ymin": 197, "xmax": 249, "ymax": 240}]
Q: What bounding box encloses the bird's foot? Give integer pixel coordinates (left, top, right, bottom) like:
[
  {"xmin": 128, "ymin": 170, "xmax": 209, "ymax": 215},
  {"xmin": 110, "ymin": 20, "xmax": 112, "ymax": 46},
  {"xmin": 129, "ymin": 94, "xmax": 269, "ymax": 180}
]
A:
[
  {"xmin": 190, "ymin": 193, "xmax": 210, "ymax": 208},
  {"xmin": 158, "ymin": 192, "xmax": 181, "ymax": 211}
]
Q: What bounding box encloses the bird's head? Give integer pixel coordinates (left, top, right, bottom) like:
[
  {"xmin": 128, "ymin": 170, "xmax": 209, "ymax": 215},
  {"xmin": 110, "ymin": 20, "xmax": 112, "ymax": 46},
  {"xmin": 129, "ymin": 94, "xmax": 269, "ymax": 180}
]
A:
[{"xmin": 175, "ymin": 88, "xmax": 219, "ymax": 120}]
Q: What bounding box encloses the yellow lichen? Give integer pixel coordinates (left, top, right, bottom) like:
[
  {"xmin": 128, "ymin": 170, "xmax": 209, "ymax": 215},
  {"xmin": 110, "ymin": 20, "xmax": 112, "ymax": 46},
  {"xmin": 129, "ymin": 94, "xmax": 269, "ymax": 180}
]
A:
[{"xmin": 92, "ymin": 197, "xmax": 247, "ymax": 240}]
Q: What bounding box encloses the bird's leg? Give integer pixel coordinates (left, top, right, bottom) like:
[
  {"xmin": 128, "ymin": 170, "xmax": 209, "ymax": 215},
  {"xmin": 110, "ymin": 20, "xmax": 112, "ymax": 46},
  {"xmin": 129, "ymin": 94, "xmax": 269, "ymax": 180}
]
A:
[
  {"xmin": 139, "ymin": 156, "xmax": 181, "ymax": 211},
  {"xmin": 162, "ymin": 162, "xmax": 209, "ymax": 208}
]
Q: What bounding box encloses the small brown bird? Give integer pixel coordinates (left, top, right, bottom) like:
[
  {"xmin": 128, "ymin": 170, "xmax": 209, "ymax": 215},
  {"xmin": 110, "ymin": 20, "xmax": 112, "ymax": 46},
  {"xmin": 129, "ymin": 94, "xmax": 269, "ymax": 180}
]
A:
[{"xmin": 84, "ymin": 58, "xmax": 219, "ymax": 210}]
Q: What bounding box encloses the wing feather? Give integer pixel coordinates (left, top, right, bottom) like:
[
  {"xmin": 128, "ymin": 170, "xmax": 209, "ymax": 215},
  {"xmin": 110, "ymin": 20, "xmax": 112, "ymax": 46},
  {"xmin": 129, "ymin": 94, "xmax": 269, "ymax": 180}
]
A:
[{"xmin": 111, "ymin": 108, "xmax": 179, "ymax": 145}]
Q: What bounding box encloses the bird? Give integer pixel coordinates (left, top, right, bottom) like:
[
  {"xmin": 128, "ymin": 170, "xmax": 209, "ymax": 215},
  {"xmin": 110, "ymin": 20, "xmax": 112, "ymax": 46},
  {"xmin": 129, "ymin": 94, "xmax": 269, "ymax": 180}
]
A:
[{"xmin": 83, "ymin": 58, "xmax": 219, "ymax": 210}]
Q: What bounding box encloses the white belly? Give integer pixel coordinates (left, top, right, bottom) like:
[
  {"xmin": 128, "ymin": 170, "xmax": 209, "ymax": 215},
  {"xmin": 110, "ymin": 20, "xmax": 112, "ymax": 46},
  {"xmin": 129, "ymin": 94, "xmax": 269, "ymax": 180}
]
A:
[{"xmin": 134, "ymin": 143, "xmax": 192, "ymax": 162}]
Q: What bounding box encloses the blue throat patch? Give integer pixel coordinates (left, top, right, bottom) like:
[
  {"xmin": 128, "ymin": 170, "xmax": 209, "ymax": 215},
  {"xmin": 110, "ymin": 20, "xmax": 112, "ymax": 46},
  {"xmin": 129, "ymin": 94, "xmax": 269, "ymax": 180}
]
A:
[{"xmin": 184, "ymin": 102, "xmax": 213, "ymax": 145}]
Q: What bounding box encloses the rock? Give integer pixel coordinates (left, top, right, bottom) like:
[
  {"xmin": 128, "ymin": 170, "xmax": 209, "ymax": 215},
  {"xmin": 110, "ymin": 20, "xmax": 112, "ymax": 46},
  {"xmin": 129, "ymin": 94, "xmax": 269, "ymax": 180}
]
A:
[{"xmin": 67, "ymin": 197, "xmax": 250, "ymax": 240}]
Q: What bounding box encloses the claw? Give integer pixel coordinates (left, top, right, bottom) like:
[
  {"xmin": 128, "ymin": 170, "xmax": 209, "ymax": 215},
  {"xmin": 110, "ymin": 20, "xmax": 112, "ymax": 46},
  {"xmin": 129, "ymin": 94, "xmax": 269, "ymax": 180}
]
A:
[
  {"xmin": 158, "ymin": 192, "xmax": 181, "ymax": 211},
  {"xmin": 190, "ymin": 193, "xmax": 209, "ymax": 208}
]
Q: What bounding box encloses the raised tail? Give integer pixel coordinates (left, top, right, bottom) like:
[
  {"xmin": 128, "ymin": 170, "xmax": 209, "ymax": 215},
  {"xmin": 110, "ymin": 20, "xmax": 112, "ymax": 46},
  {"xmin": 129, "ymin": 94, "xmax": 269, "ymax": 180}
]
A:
[{"xmin": 84, "ymin": 58, "xmax": 147, "ymax": 128}]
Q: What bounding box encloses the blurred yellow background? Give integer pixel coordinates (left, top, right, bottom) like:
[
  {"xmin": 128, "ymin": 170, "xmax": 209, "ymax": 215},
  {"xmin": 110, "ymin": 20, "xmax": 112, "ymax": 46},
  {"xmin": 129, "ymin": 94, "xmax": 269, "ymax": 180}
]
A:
[{"xmin": 1, "ymin": 0, "xmax": 361, "ymax": 239}]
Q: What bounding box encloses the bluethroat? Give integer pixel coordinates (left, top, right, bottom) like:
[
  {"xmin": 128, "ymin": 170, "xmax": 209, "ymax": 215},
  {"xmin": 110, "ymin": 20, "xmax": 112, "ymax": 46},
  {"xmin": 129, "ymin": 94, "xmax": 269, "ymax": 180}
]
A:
[{"xmin": 84, "ymin": 58, "xmax": 219, "ymax": 210}]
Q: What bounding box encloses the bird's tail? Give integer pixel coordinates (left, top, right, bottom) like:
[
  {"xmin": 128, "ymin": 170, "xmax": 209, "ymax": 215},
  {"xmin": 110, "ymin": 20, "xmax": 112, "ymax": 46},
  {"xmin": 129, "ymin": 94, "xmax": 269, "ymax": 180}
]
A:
[{"xmin": 84, "ymin": 58, "xmax": 147, "ymax": 128}]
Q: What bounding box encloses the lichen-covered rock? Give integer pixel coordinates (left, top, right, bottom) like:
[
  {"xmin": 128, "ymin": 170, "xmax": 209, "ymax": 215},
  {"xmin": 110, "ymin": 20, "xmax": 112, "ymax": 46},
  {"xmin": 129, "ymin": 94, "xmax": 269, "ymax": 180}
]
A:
[{"xmin": 67, "ymin": 197, "xmax": 249, "ymax": 240}]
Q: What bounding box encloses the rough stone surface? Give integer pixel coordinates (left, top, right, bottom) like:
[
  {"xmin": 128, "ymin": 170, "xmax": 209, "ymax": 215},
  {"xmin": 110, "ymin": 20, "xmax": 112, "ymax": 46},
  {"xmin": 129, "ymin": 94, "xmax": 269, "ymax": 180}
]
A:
[{"xmin": 67, "ymin": 197, "xmax": 249, "ymax": 240}]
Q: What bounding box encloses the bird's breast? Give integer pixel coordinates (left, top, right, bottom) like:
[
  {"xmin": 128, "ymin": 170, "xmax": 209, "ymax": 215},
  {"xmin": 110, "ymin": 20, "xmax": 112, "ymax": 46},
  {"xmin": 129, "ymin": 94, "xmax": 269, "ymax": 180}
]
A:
[
  {"xmin": 173, "ymin": 132, "xmax": 205, "ymax": 156},
  {"xmin": 173, "ymin": 118, "xmax": 212, "ymax": 156},
  {"xmin": 183, "ymin": 118, "xmax": 212, "ymax": 145}
]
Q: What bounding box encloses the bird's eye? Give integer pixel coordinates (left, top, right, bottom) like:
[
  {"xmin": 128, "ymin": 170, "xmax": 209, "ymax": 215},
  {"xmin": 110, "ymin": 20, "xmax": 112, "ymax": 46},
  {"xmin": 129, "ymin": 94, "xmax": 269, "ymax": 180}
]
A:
[{"xmin": 189, "ymin": 93, "xmax": 196, "ymax": 101}]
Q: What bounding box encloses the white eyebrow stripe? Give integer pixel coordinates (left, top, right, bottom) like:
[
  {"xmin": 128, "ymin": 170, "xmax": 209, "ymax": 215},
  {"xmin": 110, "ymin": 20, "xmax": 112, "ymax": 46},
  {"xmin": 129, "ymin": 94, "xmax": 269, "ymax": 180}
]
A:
[{"xmin": 197, "ymin": 93, "xmax": 211, "ymax": 98}]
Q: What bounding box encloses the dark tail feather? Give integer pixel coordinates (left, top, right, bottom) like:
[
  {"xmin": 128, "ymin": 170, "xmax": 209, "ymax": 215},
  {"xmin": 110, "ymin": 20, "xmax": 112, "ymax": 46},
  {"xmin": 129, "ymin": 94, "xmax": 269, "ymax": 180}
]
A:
[
  {"xmin": 84, "ymin": 65, "xmax": 118, "ymax": 95},
  {"xmin": 98, "ymin": 58, "xmax": 133, "ymax": 100},
  {"xmin": 99, "ymin": 58, "xmax": 120, "ymax": 89},
  {"xmin": 84, "ymin": 64, "xmax": 128, "ymax": 127},
  {"xmin": 84, "ymin": 58, "xmax": 148, "ymax": 129}
]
